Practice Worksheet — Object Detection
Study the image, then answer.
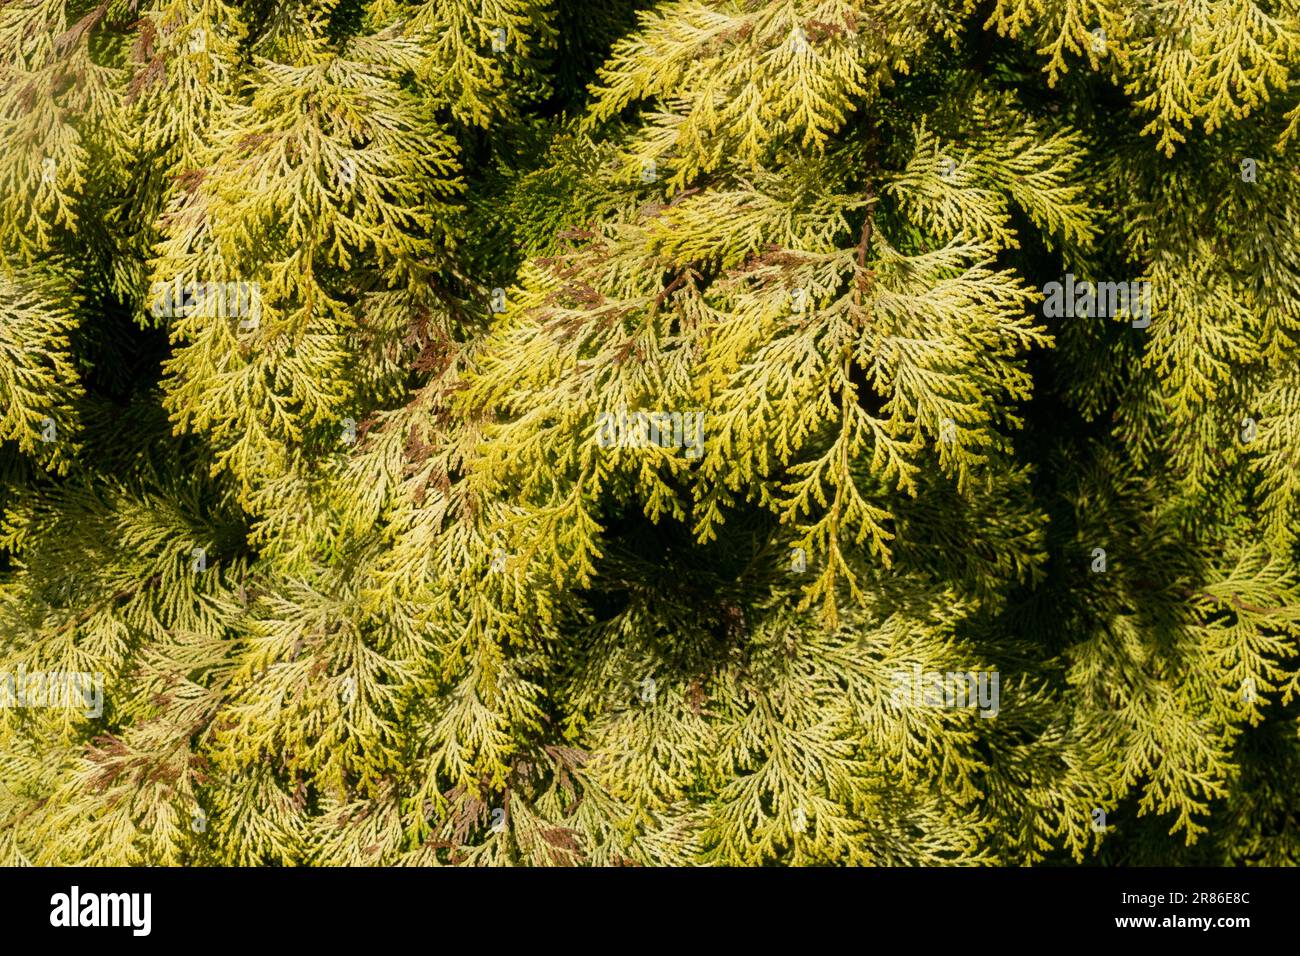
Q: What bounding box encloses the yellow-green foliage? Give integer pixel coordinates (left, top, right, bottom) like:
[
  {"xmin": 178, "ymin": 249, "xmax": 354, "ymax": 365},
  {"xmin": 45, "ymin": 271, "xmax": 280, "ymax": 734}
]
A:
[{"xmin": 0, "ymin": 0, "xmax": 1298, "ymax": 866}]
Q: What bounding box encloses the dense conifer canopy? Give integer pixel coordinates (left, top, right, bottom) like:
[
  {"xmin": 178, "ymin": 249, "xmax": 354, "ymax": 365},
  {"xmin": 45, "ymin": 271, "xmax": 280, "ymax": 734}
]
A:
[{"xmin": 1, "ymin": 0, "xmax": 1298, "ymax": 865}]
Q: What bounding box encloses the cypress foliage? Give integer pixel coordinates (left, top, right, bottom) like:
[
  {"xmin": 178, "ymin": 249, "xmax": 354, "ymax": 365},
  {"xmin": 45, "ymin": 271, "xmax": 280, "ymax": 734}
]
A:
[{"xmin": 1, "ymin": 0, "xmax": 1298, "ymax": 866}]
